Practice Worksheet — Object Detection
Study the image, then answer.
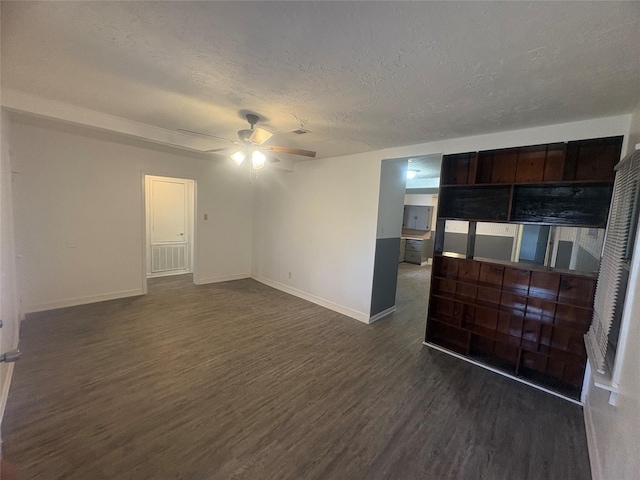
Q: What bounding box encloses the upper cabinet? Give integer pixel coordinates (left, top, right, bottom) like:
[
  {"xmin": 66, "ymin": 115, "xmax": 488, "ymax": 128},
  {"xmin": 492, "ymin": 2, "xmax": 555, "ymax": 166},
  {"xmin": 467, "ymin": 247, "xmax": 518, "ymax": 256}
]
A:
[
  {"xmin": 438, "ymin": 136, "xmax": 623, "ymax": 228},
  {"xmin": 403, "ymin": 205, "xmax": 432, "ymax": 231}
]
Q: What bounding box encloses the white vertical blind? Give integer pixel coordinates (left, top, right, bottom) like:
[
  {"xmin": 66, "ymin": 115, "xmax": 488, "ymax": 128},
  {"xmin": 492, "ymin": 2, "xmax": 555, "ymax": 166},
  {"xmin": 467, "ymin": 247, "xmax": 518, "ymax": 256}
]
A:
[{"xmin": 586, "ymin": 150, "xmax": 640, "ymax": 374}]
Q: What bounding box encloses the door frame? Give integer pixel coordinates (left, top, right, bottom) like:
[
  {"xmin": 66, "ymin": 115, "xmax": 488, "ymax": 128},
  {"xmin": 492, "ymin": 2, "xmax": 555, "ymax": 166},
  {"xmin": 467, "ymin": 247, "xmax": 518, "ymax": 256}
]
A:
[{"xmin": 141, "ymin": 171, "xmax": 197, "ymax": 294}]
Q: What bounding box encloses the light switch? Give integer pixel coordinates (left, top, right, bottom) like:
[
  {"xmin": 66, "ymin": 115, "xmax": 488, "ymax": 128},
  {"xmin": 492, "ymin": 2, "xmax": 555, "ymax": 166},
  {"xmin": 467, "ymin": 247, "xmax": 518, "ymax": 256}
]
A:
[{"xmin": 204, "ymin": 213, "xmax": 208, "ymax": 220}]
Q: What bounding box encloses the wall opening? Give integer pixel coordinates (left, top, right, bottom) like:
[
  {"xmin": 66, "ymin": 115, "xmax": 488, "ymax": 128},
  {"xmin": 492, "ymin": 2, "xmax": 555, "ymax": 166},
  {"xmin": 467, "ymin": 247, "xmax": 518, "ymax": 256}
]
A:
[{"xmin": 144, "ymin": 175, "xmax": 195, "ymax": 281}]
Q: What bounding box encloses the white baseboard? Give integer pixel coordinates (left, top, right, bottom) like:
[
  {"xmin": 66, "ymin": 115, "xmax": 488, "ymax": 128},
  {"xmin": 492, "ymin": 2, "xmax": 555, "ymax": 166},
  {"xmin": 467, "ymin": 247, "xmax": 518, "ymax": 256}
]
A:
[
  {"xmin": 195, "ymin": 273, "xmax": 250, "ymax": 285},
  {"xmin": 147, "ymin": 269, "xmax": 191, "ymax": 279},
  {"xmin": 251, "ymin": 274, "xmax": 370, "ymax": 323},
  {"xmin": 24, "ymin": 288, "xmax": 145, "ymax": 314},
  {"xmin": 369, "ymin": 306, "xmax": 396, "ymax": 323},
  {"xmin": 423, "ymin": 341, "xmax": 583, "ymax": 405},
  {"xmin": 583, "ymin": 397, "xmax": 602, "ymax": 480}
]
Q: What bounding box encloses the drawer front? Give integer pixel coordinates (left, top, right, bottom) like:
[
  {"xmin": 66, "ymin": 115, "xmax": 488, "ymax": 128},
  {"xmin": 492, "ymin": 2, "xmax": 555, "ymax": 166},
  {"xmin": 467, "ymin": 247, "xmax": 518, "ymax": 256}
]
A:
[
  {"xmin": 405, "ymin": 240, "xmax": 422, "ymax": 252},
  {"xmin": 405, "ymin": 250, "xmax": 422, "ymax": 264}
]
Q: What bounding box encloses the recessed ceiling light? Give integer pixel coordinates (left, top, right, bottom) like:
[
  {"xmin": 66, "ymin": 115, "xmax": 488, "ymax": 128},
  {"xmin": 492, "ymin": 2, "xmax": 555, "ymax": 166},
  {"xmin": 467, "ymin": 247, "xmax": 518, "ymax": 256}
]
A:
[{"xmin": 406, "ymin": 170, "xmax": 419, "ymax": 180}]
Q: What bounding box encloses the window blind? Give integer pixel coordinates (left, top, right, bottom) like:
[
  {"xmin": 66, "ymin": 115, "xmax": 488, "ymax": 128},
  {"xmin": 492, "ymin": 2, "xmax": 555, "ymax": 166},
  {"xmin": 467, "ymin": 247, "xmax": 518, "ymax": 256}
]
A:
[{"xmin": 586, "ymin": 149, "xmax": 640, "ymax": 374}]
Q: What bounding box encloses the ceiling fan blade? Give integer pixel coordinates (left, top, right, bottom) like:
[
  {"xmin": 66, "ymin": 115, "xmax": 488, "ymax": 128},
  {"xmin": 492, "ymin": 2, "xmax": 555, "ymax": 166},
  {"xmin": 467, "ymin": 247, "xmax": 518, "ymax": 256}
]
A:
[
  {"xmin": 264, "ymin": 145, "xmax": 316, "ymax": 158},
  {"xmin": 249, "ymin": 127, "xmax": 273, "ymax": 146},
  {"xmin": 178, "ymin": 129, "xmax": 239, "ymax": 145},
  {"xmin": 205, "ymin": 148, "xmax": 232, "ymax": 153}
]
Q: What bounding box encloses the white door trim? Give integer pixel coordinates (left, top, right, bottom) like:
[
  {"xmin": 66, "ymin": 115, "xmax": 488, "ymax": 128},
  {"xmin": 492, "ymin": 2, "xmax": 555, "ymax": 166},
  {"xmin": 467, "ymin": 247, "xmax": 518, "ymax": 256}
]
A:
[{"xmin": 141, "ymin": 171, "xmax": 197, "ymax": 291}]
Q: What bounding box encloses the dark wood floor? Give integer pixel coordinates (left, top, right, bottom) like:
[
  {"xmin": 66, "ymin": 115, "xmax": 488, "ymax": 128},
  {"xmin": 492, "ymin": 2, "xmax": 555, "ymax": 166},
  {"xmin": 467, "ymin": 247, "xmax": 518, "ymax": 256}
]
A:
[{"xmin": 2, "ymin": 264, "xmax": 591, "ymax": 479}]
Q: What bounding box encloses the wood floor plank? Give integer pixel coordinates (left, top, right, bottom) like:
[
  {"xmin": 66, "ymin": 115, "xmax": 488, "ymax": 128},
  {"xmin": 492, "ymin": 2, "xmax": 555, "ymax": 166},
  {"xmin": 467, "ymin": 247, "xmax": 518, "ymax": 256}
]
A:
[{"xmin": 2, "ymin": 264, "xmax": 591, "ymax": 479}]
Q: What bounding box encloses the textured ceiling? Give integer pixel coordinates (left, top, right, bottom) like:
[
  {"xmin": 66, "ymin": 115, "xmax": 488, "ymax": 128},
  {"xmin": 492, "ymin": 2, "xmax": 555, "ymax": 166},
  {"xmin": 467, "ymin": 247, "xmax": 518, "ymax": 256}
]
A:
[
  {"xmin": 408, "ymin": 155, "xmax": 442, "ymax": 180},
  {"xmin": 2, "ymin": 2, "xmax": 640, "ymax": 159}
]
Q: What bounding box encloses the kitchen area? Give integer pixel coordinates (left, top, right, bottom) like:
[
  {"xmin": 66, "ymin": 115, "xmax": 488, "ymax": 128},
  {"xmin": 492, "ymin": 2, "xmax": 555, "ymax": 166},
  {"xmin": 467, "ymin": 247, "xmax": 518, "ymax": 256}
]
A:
[
  {"xmin": 399, "ymin": 199, "xmax": 436, "ymax": 265},
  {"xmin": 399, "ymin": 154, "xmax": 441, "ymax": 268},
  {"xmin": 370, "ymin": 155, "xmax": 441, "ymax": 321}
]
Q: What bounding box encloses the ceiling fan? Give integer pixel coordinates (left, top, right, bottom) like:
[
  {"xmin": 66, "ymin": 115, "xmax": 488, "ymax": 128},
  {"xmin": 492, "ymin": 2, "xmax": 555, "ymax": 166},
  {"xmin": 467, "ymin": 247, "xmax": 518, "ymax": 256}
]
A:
[{"xmin": 179, "ymin": 114, "xmax": 316, "ymax": 170}]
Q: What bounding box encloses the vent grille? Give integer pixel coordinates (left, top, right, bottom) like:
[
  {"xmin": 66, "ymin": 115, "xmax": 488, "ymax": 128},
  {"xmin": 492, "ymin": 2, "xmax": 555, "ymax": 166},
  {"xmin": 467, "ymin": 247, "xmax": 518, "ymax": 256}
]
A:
[{"xmin": 151, "ymin": 244, "xmax": 187, "ymax": 273}]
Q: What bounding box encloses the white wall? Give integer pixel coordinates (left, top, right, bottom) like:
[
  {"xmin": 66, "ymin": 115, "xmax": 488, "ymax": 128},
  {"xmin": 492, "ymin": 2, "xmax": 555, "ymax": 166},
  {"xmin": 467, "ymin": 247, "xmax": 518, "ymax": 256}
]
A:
[
  {"xmin": 405, "ymin": 177, "xmax": 439, "ymax": 189},
  {"xmin": 404, "ymin": 194, "xmax": 433, "ymax": 206},
  {"xmin": 252, "ymin": 152, "xmax": 381, "ymax": 322},
  {"xmin": 583, "ymin": 104, "xmax": 640, "ymax": 480},
  {"xmin": 8, "ymin": 114, "xmax": 253, "ymax": 313},
  {"xmin": 627, "ymin": 101, "xmax": 640, "ymax": 153},
  {"xmin": 377, "ymin": 159, "xmax": 407, "ymax": 239},
  {"xmin": 252, "ymin": 114, "xmax": 631, "ymax": 323},
  {"xmin": 0, "ymin": 111, "xmax": 21, "ymax": 430}
]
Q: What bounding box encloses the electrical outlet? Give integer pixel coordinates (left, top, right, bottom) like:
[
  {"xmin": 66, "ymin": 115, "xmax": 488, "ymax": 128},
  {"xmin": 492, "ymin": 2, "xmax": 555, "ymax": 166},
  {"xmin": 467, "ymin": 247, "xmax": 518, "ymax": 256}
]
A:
[{"xmin": 204, "ymin": 213, "xmax": 208, "ymax": 220}]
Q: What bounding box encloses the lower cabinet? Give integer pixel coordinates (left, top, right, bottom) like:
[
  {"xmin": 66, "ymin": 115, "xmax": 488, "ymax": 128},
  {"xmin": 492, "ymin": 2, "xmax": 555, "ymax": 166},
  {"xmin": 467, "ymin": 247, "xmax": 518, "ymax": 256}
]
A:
[
  {"xmin": 404, "ymin": 239, "xmax": 427, "ymax": 264},
  {"xmin": 425, "ymin": 254, "xmax": 594, "ymax": 400}
]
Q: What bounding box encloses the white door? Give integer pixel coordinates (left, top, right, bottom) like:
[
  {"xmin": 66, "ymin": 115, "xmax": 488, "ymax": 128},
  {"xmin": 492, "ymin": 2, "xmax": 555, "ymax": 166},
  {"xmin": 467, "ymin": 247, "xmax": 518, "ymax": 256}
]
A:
[{"xmin": 146, "ymin": 176, "xmax": 194, "ymax": 277}]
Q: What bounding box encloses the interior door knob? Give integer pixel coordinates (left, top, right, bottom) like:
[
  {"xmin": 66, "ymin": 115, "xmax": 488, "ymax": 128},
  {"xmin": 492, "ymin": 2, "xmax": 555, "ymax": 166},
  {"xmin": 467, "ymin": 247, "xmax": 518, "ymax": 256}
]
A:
[{"xmin": 0, "ymin": 350, "xmax": 21, "ymax": 363}]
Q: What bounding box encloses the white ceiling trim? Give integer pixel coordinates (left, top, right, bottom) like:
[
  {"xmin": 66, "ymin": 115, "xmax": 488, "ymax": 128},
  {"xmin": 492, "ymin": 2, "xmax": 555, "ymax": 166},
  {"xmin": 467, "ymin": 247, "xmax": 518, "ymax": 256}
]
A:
[
  {"xmin": 1, "ymin": 89, "xmax": 297, "ymax": 171},
  {"xmin": 2, "ymin": 90, "xmax": 632, "ymax": 175},
  {"xmin": 1, "ymin": 89, "xmax": 223, "ymax": 153}
]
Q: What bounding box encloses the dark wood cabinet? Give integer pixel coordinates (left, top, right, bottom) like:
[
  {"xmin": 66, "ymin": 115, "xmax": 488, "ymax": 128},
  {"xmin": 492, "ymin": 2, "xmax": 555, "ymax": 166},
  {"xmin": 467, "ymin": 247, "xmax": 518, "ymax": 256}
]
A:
[
  {"xmin": 427, "ymin": 254, "xmax": 595, "ymax": 398},
  {"xmin": 426, "ymin": 135, "xmax": 623, "ymax": 400},
  {"xmin": 438, "ymin": 136, "xmax": 623, "ymax": 228},
  {"xmin": 439, "ymin": 186, "xmax": 510, "ymax": 221},
  {"xmin": 511, "ymin": 184, "xmax": 613, "ymax": 226}
]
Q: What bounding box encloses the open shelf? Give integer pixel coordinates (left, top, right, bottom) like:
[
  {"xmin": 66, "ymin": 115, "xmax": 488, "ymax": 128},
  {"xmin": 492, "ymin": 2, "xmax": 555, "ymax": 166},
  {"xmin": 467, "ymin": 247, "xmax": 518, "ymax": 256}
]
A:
[{"xmin": 437, "ymin": 136, "xmax": 622, "ymax": 226}]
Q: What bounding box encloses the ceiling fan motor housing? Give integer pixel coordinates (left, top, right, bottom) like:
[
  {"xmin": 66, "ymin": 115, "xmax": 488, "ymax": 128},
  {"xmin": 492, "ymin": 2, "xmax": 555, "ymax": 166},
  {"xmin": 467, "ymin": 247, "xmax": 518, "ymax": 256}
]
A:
[
  {"xmin": 238, "ymin": 129, "xmax": 253, "ymax": 143},
  {"xmin": 245, "ymin": 113, "xmax": 259, "ymax": 127}
]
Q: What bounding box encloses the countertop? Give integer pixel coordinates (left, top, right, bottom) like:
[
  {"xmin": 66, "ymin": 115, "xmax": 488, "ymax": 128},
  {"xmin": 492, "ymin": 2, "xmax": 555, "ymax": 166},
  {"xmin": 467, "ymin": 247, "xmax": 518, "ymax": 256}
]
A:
[{"xmin": 401, "ymin": 229, "xmax": 431, "ymax": 240}]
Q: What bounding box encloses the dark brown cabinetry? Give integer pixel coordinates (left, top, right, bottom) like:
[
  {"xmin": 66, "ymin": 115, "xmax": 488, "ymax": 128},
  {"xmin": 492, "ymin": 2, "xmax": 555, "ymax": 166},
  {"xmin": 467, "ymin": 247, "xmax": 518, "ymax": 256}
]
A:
[
  {"xmin": 426, "ymin": 136, "xmax": 623, "ymax": 399},
  {"xmin": 427, "ymin": 254, "xmax": 594, "ymax": 398},
  {"xmin": 438, "ymin": 136, "xmax": 623, "ymax": 228}
]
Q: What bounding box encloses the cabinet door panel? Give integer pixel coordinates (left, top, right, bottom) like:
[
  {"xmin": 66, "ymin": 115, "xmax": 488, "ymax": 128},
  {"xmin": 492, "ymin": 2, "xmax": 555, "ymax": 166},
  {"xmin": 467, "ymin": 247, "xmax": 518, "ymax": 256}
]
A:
[
  {"xmin": 511, "ymin": 185, "xmax": 613, "ymax": 227},
  {"xmin": 439, "ymin": 186, "xmax": 510, "ymax": 221}
]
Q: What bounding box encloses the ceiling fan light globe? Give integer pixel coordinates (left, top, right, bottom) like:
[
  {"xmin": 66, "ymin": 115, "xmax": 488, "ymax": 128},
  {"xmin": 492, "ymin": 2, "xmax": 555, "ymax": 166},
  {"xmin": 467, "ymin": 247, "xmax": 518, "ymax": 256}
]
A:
[
  {"xmin": 251, "ymin": 150, "xmax": 267, "ymax": 169},
  {"xmin": 231, "ymin": 150, "xmax": 246, "ymax": 166}
]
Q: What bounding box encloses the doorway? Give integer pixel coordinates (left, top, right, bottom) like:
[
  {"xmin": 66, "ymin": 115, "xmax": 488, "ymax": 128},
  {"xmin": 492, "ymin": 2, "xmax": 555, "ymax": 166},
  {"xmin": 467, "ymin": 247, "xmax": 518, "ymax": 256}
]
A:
[
  {"xmin": 518, "ymin": 224, "xmax": 551, "ymax": 266},
  {"xmin": 145, "ymin": 175, "xmax": 195, "ymax": 279},
  {"xmin": 396, "ymin": 155, "xmax": 442, "ymax": 320},
  {"xmin": 370, "ymin": 154, "xmax": 442, "ymax": 322}
]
